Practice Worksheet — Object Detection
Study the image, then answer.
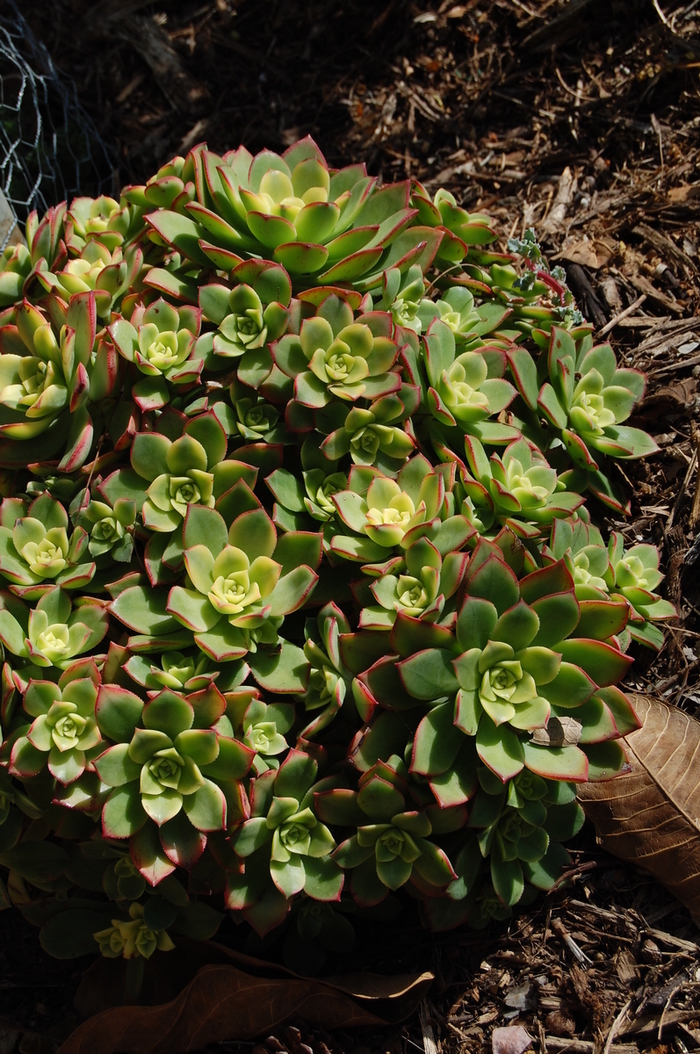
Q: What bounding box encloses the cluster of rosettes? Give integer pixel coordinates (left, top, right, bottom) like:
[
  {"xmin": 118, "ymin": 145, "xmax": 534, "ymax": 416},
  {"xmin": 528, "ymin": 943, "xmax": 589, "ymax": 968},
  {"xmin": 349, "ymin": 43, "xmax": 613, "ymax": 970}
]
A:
[{"xmin": 0, "ymin": 137, "xmax": 670, "ymax": 965}]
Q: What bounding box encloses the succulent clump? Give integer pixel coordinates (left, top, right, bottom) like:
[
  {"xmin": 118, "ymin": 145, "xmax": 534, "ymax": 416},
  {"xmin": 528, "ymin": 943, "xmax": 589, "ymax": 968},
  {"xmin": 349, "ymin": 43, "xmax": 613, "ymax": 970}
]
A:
[{"xmin": 0, "ymin": 138, "xmax": 662, "ymax": 967}]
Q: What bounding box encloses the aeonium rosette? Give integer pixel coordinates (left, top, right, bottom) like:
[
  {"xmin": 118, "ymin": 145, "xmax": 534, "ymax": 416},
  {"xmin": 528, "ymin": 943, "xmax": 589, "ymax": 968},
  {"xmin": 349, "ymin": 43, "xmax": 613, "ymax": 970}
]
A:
[
  {"xmin": 295, "ymin": 602, "xmax": 354, "ymax": 741},
  {"xmin": 606, "ymin": 532, "xmax": 676, "ymax": 650},
  {"xmin": 0, "ymin": 493, "xmax": 95, "ymax": 598},
  {"xmin": 355, "ymin": 534, "xmax": 637, "ymax": 808},
  {"xmin": 0, "ymin": 202, "xmax": 74, "ymax": 308},
  {"xmin": 196, "ymin": 259, "xmax": 291, "ymax": 365},
  {"xmin": 331, "ymin": 454, "xmax": 473, "ymax": 564},
  {"xmin": 0, "ymin": 294, "xmax": 93, "ymax": 440},
  {"xmin": 316, "ymin": 386, "xmax": 419, "ymax": 474},
  {"xmin": 228, "ymin": 378, "xmax": 284, "ymax": 444},
  {"xmin": 418, "ymin": 319, "xmax": 519, "ymax": 447},
  {"xmin": 227, "ymin": 749, "xmax": 342, "ymax": 937},
  {"xmin": 109, "ymin": 503, "xmax": 320, "ymax": 663},
  {"xmin": 517, "ymin": 327, "xmax": 656, "ymax": 466},
  {"xmin": 264, "ymin": 438, "xmax": 348, "ymax": 537},
  {"xmin": 100, "ymin": 410, "xmax": 259, "ymax": 579},
  {"xmin": 548, "ymin": 518, "xmax": 676, "ymax": 651},
  {"xmin": 37, "ymin": 239, "xmax": 142, "ymax": 321},
  {"xmin": 223, "ymin": 685, "xmax": 294, "ymax": 773},
  {"xmin": 457, "ymin": 765, "xmax": 587, "ymax": 911},
  {"xmin": 357, "ymin": 536, "xmax": 469, "ymax": 631},
  {"xmin": 94, "ymin": 902, "xmax": 175, "ymax": 960},
  {"xmin": 417, "ymin": 287, "xmax": 482, "ymax": 344},
  {"xmin": 410, "ymin": 181, "xmax": 498, "ymax": 265},
  {"xmin": 93, "ymin": 681, "xmax": 254, "ymax": 862},
  {"xmin": 65, "ymin": 193, "xmax": 135, "ymax": 249},
  {"xmin": 0, "ymin": 291, "xmax": 109, "ymax": 472},
  {"xmin": 0, "ymin": 586, "xmax": 109, "ymax": 669},
  {"xmin": 377, "ymin": 264, "xmax": 425, "ymax": 334},
  {"xmin": 123, "ymin": 648, "xmax": 217, "ymax": 694},
  {"xmin": 460, "ymin": 435, "xmax": 584, "ymax": 539},
  {"xmin": 9, "ymin": 660, "xmax": 103, "ymax": 784},
  {"xmin": 548, "ymin": 516, "xmax": 612, "ymax": 600},
  {"xmin": 271, "ymin": 294, "xmax": 401, "ymax": 412},
  {"xmin": 316, "ymin": 761, "xmax": 457, "ymax": 907},
  {"xmin": 146, "ymin": 137, "xmax": 440, "ymax": 290},
  {"xmin": 109, "ymin": 298, "xmax": 202, "ymax": 411},
  {"xmin": 507, "ymin": 327, "xmax": 657, "ymax": 513},
  {"xmin": 76, "ymin": 495, "xmax": 136, "ymax": 563}
]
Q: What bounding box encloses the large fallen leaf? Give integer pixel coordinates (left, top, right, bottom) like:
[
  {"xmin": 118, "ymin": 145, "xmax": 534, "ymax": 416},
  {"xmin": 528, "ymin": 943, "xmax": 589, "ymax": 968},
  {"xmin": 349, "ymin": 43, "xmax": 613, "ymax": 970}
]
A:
[
  {"xmin": 57, "ymin": 941, "xmax": 433, "ymax": 1054},
  {"xmin": 578, "ymin": 693, "xmax": 700, "ymax": 924}
]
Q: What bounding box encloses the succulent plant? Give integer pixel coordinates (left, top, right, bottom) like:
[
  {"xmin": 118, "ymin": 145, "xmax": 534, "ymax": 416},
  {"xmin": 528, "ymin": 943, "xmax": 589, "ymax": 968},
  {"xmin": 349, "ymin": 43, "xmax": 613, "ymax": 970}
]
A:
[
  {"xmin": 228, "ymin": 378, "xmax": 285, "ymax": 444},
  {"xmin": 418, "ymin": 318, "xmax": 518, "ymax": 447},
  {"xmin": 295, "ymin": 602, "xmax": 354, "ymax": 740},
  {"xmin": 0, "ymin": 493, "xmax": 95, "ymax": 598},
  {"xmin": 518, "ymin": 328, "xmax": 655, "ymax": 465},
  {"xmin": 76, "ymin": 495, "xmax": 136, "ymax": 562},
  {"xmin": 606, "ymin": 532, "xmax": 677, "ymax": 649},
  {"xmin": 0, "ymin": 204, "xmax": 70, "ymax": 308},
  {"xmin": 462, "ymin": 765, "xmax": 581, "ymax": 907},
  {"xmin": 271, "ymin": 295, "xmax": 401, "ymax": 413},
  {"xmin": 262, "ymin": 438, "xmax": 348, "ymax": 540},
  {"xmin": 94, "ymin": 901, "xmax": 176, "ymax": 959},
  {"xmin": 410, "ymin": 182, "xmax": 498, "ymax": 266},
  {"xmin": 37, "ymin": 240, "xmax": 143, "ymax": 321},
  {"xmin": 460, "ymin": 436, "xmax": 584, "ymax": 539},
  {"xmin": 228, "ymin": 750, "xmax": 342, "ymax": 935},
  {"xmin": 147, "ymin": 138, "xmax": 441, "ymax": 292},
  {"xmin": 197, "ymin": 260, "xmax": 291, "ymax": 367},
  {"xmin": 318, "ymin": 763, "xmax": 456, "ymax": 905},
  {"xmin": 66, "ymin": 193, "xmax": 142, "ymax": 252},
  {"xmin": 317, "ymin": 389, "xmax": 417, "ymax": 472},
  {"xmin": 0, "ymin": 143, "xmax": 666, "ymax": 964},
  {"xmin": 163, "ymin": 505, "xmax": 318, "ymax": 660},
  {"xmin": 100, "ymin": 411, "xmax": 258, "ymax": 579},
  {"xmin": 418, "ymin": 287, "xmax": 481, "ymax": 341},
  {"xmin": 354, "ymin": 535, "xmax": 632, "ymax": 805},
  {"xmin": 10, "ymin": 662, "xmax": 103, "ymax": 784},
  {"xmin": 377, "ymin": 264, "xmax": 425, "ymax": 334},
  {"xmin": 124, "ymin": 648, "xmax": 217, "ymax": 694},
  {"xmin": 358, "ymin": 536, "xmax": 468, "ymax": 631},
  {"xmin": 94, "ymin": 682, "xmax": 252, "ymax": 841},
  {"xmin": 0, "ymin": 586, "xmax": 109, "ymax": 669},
  {"xmin": 0, "ymin": 293, "xmax": 96, "ymax": 462},
  {"xmin": 224, "ymin": 686, "xmax": 294, "ymax": 773},
  {"xmin": 331, "ymin": 455, "xmax": 472, "ymax": 563},
  {"xmin": 109, "ymin": 298, "xmax": 202, "ymax": 410},
  {"xmin": 0, "ymin": 242, "xmax": 35, "ymax": 309},
  {"xmin": 548, "ymin": 519, "xmax": 676, "ymax": 650},
  {"xmin": 548, "ymin": 516, "xmax": 611, "ymax": 599}
]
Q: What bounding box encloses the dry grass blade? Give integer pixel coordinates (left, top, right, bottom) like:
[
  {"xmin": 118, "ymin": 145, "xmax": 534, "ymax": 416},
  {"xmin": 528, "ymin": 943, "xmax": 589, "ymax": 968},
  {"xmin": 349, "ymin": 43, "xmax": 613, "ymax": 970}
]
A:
[{"xmin": 578, "ymin": 693, "xmax": 700, "ymax": 924}]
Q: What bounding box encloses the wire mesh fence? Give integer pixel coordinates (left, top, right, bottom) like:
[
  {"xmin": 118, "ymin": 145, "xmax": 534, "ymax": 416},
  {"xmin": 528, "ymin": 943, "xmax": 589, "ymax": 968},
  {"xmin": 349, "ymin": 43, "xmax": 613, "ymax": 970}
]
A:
[{"xmin": 0, "ymin": 0, "xmax": 115, "ymax": 248}]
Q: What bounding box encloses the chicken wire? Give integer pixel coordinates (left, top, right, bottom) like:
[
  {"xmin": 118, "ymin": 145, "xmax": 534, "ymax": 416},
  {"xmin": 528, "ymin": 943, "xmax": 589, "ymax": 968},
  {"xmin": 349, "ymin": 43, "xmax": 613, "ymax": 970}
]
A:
[{"xmin": 0, "ymin": 1, "xmax": 115, "ymax": 248}]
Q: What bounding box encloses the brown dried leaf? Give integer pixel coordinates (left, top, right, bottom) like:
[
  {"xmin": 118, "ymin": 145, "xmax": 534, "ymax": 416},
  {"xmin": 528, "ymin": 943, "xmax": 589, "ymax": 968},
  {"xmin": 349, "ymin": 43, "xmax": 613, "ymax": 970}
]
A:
[
  {"xmin": 531, "ymin": 716, "xmax": 582, "ymax": 746},
  {"xmin": 643, "ymin": 378, "xmax": 697, "ymax": 411},
  {"xmin": 578, "ymin": 693, "xmax": 700, "ymax": 923},
  {"xmin": 58, "ymin": 945, "xmax": 433, "ymax": 1054}
]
